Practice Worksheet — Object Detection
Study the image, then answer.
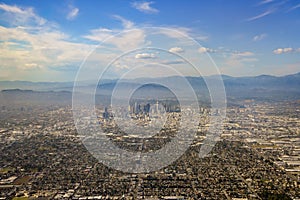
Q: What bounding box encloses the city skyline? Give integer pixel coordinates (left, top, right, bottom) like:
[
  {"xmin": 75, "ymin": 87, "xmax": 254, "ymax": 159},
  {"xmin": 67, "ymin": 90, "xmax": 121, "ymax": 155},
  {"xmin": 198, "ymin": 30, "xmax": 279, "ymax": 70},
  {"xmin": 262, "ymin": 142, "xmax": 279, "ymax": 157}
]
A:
[{"xmin": 0, "ymin": 0, "xmax": 300, "ymax": 81}]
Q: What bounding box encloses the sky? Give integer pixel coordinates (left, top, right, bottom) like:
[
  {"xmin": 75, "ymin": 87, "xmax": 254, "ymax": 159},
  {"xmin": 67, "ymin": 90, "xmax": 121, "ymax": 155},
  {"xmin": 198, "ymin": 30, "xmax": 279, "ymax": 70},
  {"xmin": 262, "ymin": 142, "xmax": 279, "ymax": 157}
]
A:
[{"xmin": 0, "ymin": 0, "xmax": 300, "ymax": 81}]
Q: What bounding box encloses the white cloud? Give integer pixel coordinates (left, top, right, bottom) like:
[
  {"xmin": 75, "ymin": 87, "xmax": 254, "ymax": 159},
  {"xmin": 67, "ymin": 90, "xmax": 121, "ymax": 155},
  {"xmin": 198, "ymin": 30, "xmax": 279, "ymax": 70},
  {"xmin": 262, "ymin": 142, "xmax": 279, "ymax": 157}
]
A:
[
  {"xmin": 83, "ymin": 16, "xmax": 148, "ymax": 51},
  {"xmin": 247, "ymin": 9, "xmax": 275, "ymax": 21},
  {"xmin": 0, "ymin": 26, "xmax": 93, "ymax": 71},
  {"xmin": 83, "ymin": 28, "xmax": 115, "ymax": 42},
  {"xmin": 224, "ymin": 51, "xmax": 257, "ymax": 68},
  {"xmin": 67, "ymin": 7, "xmax": 79, "ymax": 20},
  {"xmin": 162, "ymin": 60, "xmax": 185, "ymax": 65},
  {"xmin": 0, "ymin": 3, "xmax": 46, "ymax": 26},
  {"xmin": 156, "ymin": 27, "xmax": 188, "ymax": 39},
  {"xmin": 253, "ymin": 33, "xmax": 267, "ymax": 41},
  {"xmin": 112, "ymin": 15, "xmax": 134, "ymax": 29},
  {"xmin": 131, "ymin": 1, "xmax": 159, "ymax": 14},
  {"xmin": 114, "ymin": 62, "xmax": 129, "ymax": 71},
  {"xmin": 169, "ymin": 47, "xmax": 184, "ymax": 53},
  {"xmin": 198, "ymin": 47, "xmax": 208, "ymax": 53},
  {"xmin": 288, "ymin": 3, "xmax": 300, "ymax": 12},
  {"xmin": 20, "ymin": 63, "xmax": 41, "ymax": 70},
  {"xmin": 198, "ymin": 47, "xmax": 216, "ymax": 54},
  {"xmin": 273, "ymin": 47, "xmax": 294, "ymax": 54},
  {"xmin": 0, "ymin": 3, "xmax": 26, "ymax": 13},
  {"xmin": 258, "ymin": 0, "xmax": 274, "ymax": 5},
  {"xmin": 234, "ymin": 51, "xmax": 254, "ymax": 57},
  {"xmin": 135, "ymin": 53, "xmax": 156, "ymax": 59},
  {"xmin": 84, "ymin": 27, "xmax": 146, "ymax": 51},
  {"xmin": 82, "ymin": 16, "xmax": 136, "ymax": 44},
  {"xmin": 150, "ymin": 26, "xmax": 208, "ymax": 42},
  {"xmin": 0, "ymin": 3, "xmax": 122, "ymax": 81}
]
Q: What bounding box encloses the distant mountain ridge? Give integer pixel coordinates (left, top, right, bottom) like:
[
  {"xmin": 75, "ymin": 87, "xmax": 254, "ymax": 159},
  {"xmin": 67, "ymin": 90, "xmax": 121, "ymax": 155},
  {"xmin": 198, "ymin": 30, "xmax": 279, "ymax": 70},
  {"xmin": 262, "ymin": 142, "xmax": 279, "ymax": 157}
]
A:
[
  {"xmin": 1, "ymin": 72, "xmax": 300, "ymax": 102},
  {"xmin": 1, "ymin": 72, "xmax": 299, "ymax": 91}
]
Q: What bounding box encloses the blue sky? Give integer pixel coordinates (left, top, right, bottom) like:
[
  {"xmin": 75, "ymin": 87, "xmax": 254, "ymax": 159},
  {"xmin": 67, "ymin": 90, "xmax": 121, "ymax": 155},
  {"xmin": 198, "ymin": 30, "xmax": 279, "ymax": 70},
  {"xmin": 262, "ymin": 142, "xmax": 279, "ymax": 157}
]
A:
[{"xmin": 0, "ymin": 0, "xmax": 300, "ymax": 81}]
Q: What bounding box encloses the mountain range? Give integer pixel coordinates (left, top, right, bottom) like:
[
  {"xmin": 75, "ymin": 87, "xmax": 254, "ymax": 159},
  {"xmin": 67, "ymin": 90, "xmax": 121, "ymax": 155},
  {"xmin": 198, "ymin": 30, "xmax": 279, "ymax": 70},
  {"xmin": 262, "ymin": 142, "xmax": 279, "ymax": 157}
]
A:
[{"xmin": 1, "ymin": 72, "xmax": 300, "ymax": 104}]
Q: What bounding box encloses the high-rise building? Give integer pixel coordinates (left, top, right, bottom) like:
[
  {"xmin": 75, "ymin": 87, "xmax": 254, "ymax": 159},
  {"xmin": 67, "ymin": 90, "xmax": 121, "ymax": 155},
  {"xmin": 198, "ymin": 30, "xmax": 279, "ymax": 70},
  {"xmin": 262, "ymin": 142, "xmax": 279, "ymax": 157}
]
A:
[{"xmin": 103, "ymin": 107, "xmax": 109, "ymax": 119}]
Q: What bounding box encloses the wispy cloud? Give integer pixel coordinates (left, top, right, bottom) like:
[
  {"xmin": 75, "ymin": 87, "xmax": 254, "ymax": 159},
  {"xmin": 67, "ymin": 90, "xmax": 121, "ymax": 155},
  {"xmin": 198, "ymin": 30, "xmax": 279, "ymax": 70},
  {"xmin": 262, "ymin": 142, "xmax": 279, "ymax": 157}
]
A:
[
  {"xmin": 225, "ymin": 51, "xmax": 257, "ymax": 68},
  {"xmin": 247, "ymin": 9, "xmax": 275, "ymax": 21},
  {"xmin": 83, "ymin": 28, "xmax": 115, "ymax": 42},
  {"xmin": 131, "ymin": 1, "xmax": 159, "ymax": 14},
  {"xmin": 83, "ymin": 15, "xmax": 136, "ymax": 43},
  {"xmin": 83, "ymin": 15, "xmax": 146, "ymax": 51},
  {"xmin": 0, "ymin": 3, "xmax": 46, "ymax": 25},
  {"xmin": 67, "ymin": 7, "xmax": 79, "ymax": 20},
  {"xmin": 253, "ymin": 33, "xmax": 267, "ymax": 41},
  {"xmin": 288, "ymin": 3, "xmax": 300, "ymax": 12},
  {"xmin": 162, "ymin": 60, "xmax": 185, "ymax": 65},
  {"xmin": 112, "ymin": 15, "xmax": 134, "ymax": 29},
  {"xmin": 156, "ymin": 26, "xmax": 208, "ymax": 41},
  {"xmin": 0, "ymin": 3, "xmax": 27, "ymax": 13},
  {"xmin": 257, "ymin": 0, "xmax": 274, "ymax": 5},
  {"xmin": 233, "ymin": 51, "xmax": 254, "ymax": 57}
]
